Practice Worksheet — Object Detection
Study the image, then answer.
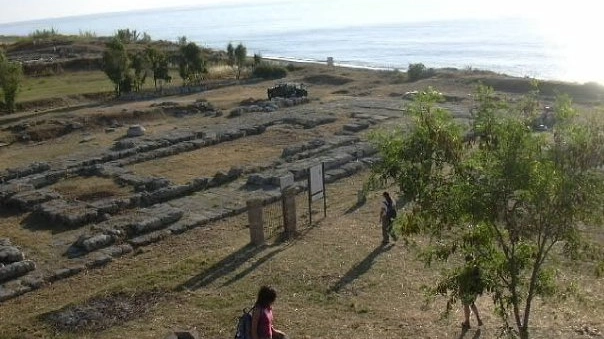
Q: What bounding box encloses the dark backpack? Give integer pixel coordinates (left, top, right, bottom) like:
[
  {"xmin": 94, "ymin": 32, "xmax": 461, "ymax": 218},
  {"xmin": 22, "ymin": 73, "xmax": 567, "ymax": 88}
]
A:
[
  {"xmin": 234, "ymin": 306, "xmax": 254, "ymax": 339},
  {"xmin": 385, "ymin": 200, "xmax": 397, "ymax": 220}
]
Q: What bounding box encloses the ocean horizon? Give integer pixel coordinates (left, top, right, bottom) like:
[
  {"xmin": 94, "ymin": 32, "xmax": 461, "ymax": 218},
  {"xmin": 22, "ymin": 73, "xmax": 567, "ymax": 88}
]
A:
[{"xmin": 0, "ymin": 2, "xmax": 601, "ymax": 85}]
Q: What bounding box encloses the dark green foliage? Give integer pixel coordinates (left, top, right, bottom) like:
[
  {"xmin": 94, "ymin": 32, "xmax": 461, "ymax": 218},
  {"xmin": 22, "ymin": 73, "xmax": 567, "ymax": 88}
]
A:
[
  {"xmin": 234, "ymin": 43, "xmax": 247, "ymax": 80},
  {"xmin": 115, "ymin": 29, "xmax": 150, "ymax": 44},
  {"xmin": 253, "ymin": 53, "xmax": 262, "ymax": 68},
  {"xmin": 178, "ymin": 42, "xmax": 206, "ymax": 85},
  {"xmin": 29, "ymin": 28, "xmax": 59, "ymax": 39},
  {"xmin": 145, "ymin": 46, "xmax": 170, "ymax": 90},
  {"xmin": 407, "ymin": 63, "xmax": 435, "ymax": 82},
  {"xmin": 226, "ymin": 42, "xmax": 235, "ymax": 68},
  {"xmin": 102, "ymin": 38, "xmax": 130, "ymax": 96},
  {"xmin": 252, "ymin": 63, "xmax": 287, "ymax": 80},
  {"xmin": 129, "ymin": 51, "xmax": 150, "ymax": 92},
  {"xmin": 0, "ymin": 48, "xmax": 24, "ymax": 112}
]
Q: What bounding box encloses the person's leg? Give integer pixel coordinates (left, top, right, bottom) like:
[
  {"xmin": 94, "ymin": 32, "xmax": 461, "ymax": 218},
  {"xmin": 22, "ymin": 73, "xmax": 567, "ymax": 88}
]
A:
[
  {"xmin": 381, "ymin": 220, "xmax": 389, "ymax": 244},
  {"xmin": 471, "ymin": 302, "xmax": 483, "ymax": 326},
  {"xmin": 462, "ymin": 303, "xmax": 471, "ymax": 329},
  {"xmin": 388, "ymin": 221, "xmax": 398, "ymax": 241}
]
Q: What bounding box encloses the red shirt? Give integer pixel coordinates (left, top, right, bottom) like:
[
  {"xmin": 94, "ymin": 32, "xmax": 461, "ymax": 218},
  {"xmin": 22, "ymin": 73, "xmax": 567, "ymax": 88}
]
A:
[{"xmin": 256, "ymin": 306, "xmax": 274, "ymax": 338}]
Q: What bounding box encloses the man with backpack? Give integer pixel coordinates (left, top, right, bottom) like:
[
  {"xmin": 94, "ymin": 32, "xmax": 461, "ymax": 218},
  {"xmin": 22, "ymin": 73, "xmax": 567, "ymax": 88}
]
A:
[{"xmin": 379, "ymin": 191, "xmax": 397, "ymax": 244}]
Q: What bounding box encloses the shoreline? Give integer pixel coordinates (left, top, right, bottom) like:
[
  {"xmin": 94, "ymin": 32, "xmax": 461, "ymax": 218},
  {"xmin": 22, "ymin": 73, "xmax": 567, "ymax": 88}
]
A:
[{"xmin": 262, "ymin": 55, "xmax": 601, "ymax": 86}]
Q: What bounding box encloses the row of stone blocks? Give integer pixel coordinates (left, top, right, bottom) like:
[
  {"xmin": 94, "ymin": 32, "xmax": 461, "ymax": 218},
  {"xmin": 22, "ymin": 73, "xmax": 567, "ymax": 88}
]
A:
[
  {"xmin": 72, "ymin": 124, "xmax": 268, "ymax": 170},
  {"xmin": 229, "ymin": 97, "xmax": 310, "ymax": 117},
  {"xmin": 1, "ymin": 238, "xmax": 36, "ymax": 301},
  {"xmin": 30, "ymin": 167, "xmax": 243, "ymax": 229},
  {"xmin": 0, "ymin": 248, "xmax": 127, "ymax": 303},
  {"xmin": 0, "ymin": 151, "xmax": 244, "ymax": 222},
  {"xmin": 0, "ymin": 162, "xmax": 50, "ymax": 183},
  {"xmin": 0, "ymin": 123, "xmax": 268, "ymax": 212}
]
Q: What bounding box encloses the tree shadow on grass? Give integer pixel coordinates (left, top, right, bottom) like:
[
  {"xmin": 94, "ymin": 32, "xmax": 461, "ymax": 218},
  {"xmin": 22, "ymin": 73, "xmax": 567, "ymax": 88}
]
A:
[{"xmin": 328, "ymin": 243, "xmax": 394, "ymax": 293}]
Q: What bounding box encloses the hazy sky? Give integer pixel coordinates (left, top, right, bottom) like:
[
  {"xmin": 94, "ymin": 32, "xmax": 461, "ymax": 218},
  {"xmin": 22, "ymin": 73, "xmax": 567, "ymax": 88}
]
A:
[
  {"xmin": 0, "ymin": 0, "xmax": 276, "ymax": 24},
  {"xmin": 0, "ymin": 0, "xmax": 598, "ymax": 26}
]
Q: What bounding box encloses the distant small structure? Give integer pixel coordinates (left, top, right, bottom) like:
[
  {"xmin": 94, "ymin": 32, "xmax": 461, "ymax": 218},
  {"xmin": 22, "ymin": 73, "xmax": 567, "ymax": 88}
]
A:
[
  {"xmin": 127, "ymin": 125, "xmax": 146, "ymax": 137},
  {"xmin": 326, "ymin": 57, "xmax": 334, "ymax": 68}
]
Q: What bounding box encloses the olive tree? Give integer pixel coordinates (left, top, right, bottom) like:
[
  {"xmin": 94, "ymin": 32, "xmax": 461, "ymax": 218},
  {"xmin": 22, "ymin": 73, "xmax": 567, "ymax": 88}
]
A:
[
  {"xmin": 226, "ymin": 42, "xmax": 235, "ymax": 68},
  {"xmin": 102, "ymin": 38, "xmax": 130, "ymax": 97},
  {"xmin": 234, "ymin": 43, "xmax": 247, "ymax": 80},
  {"xmin": 369, "ymin": 86, "xmax": 604, "ymax": 338},
  {"xmin": 178, "ymin": 42, "xmax": 206, "ymax": 85},
  {"xmin": 145, "ymin": 46, "xmax": 170, "ymax": 90},
  {"xmin": 0, "ymin": 51, "xmax": 23, "ymax": 113}
]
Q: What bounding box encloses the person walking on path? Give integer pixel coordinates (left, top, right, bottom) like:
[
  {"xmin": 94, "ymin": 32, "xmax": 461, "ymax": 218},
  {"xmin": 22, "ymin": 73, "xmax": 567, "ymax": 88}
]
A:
[
  {"xmin": 379, "ymin": 192, "xmax": 397, "ymax": 244},
  {"xmin": 251, "ymin": 285, "xmax": 289, "ymax": 339},
  {"xmin": 459, "ymin": 254, "xmax": 484, "ymax": 330}
]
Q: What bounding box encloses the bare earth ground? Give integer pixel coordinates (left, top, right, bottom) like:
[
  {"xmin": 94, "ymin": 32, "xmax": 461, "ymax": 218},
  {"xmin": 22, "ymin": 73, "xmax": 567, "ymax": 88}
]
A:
[{"xmin": 0, "ymin": 64, "xmax": 603, "ymax": 338}]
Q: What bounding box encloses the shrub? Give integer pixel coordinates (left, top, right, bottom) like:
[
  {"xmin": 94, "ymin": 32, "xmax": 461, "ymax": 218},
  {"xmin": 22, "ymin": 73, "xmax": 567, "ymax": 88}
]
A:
[
  {"xmin": 407, "ymin": 63, "xmax": 435, "ymax": 82},
  {"xmin": 286, "ymin": 63, "xmax": 302, "ymax": 71},
  {"xmin": 252, "ymin": 63, "xmax": 287, "ymax": 80}
]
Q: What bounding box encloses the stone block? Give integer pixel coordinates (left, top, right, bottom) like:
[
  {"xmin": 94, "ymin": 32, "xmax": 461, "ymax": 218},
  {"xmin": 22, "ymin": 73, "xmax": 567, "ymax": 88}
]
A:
[
  {"xmin": 0, "ymin": 260, "xmax": 36, "ymax": 283},
  {"xmin": 126, "ymin": 125, "xmax": 146, "ymax": 137},
  {"xmin": 0, "ymin": 246, "xmax": 24, "ymax": 264},
  {"xmin": 86, "ymin": 254, "xmax": 112, "ymax": 268}
]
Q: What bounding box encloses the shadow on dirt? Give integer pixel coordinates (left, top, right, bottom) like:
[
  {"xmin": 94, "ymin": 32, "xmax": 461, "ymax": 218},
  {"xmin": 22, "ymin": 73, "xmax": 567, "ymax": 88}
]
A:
[
  {"xmin": 178, "ymin": 243, "xmax": 264, "ymax": 291},
  {"xmin": 328, "ymin": 243, "xmax": 394, "ymax": 293}
]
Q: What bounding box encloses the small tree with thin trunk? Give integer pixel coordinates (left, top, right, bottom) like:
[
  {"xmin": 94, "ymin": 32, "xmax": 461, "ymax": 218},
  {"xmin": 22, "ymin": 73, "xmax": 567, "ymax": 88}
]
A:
[
  {"xmin": 178, "ymin": 42, "xmax": 206, "ymax": 85},
  {"xmin": 145, "ymin": 46, "xmax": 170, "ymax": 91},
  {"xmin": 234, "ymin": 43, "xmax": 247, "ymax": 80},
  {"xmin": 369, "ymin": 86, "xmax": 604, "ymax": 338},
  {"xmin": 226, "ymin": 42, "xmax": 235, "ymax": 68},
  {"xmin": 0, "ymin": 51, "xmax": 23, "ymax": 113},
  {"xmin": 102, "ymin": 38, "xmax": 130, "ymax": 97}
]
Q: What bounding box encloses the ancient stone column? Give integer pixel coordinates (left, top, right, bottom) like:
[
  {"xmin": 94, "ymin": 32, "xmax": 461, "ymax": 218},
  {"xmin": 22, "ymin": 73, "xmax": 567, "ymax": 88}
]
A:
[
  {"xmin": 247, "ymin": 199, "xmax": 265, "ymax": 246},
  {"xmin": 282, "ymin": 187, "xmax": 297, "ymax": 239}
]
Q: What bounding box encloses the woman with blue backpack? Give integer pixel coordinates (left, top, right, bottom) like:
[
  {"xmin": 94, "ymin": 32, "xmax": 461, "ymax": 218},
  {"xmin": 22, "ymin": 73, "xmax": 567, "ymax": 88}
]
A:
[
  {"xmin": 235, "ymin": 285, "xmax": 288, "ymax": 339},
  {"xmin": 251, "ymin": 285, "xmax": 288, "ymax": 339}
]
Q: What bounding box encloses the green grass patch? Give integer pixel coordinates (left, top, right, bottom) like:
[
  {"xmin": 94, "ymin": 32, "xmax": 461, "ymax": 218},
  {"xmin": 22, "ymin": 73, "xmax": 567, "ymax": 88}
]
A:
[{"xmin": 18, "ymin": 71, "xmax": 113, "ymax": 102}]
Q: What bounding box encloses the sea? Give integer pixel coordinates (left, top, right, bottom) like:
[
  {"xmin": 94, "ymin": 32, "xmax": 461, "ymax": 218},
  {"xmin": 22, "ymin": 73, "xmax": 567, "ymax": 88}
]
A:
[{"xmin": 0, "ymin": 0, "xmax": 601, "ymax": 84}]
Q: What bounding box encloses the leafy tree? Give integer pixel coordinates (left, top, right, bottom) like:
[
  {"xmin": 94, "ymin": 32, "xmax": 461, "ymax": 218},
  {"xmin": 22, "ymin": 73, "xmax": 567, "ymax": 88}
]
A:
[
  {"xmin": 253, "ymin": 53, "xmax": 262, "ymax": 69},
  {"xmin": 226, "ymin": 42, "xmax": 235, "ymax": 68},
  {"xmin": 115, "ymin": 28, "xmax": 148, "ymax": 43},
  {"xmin": 145, "ymin": 46, "xmax": 170, "ymax": 90},
  {"xmin": 178, "ymin": 42, "xmax": 206, "ymax": 85},
  {"xmin": 407, "ymin": 62, "xmax": 435, "ymax": 82},
  {"xmin": 130, "ymin": 50, "xmax": 150, "ymax": 91},
  {"xmin": 102, "ymin": 38, "xmax": 130, "ymax": 96},
  {"xmin": 0, "ymin": 50, "xmax": 23, "ymax": 113},
  {"xmin": 234, "ymin": 43, "xmax": 247, "ymax": 80},
  {"xmin": 369, "ymin": 86, "xmax": 604, "ymax": 338}
]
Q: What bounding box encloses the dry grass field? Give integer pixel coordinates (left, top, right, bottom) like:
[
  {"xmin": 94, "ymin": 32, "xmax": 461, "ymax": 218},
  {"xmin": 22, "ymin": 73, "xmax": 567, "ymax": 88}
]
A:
[{"xmin": 1, "ymin": 62, "xmax": 603, "ymax": 339}]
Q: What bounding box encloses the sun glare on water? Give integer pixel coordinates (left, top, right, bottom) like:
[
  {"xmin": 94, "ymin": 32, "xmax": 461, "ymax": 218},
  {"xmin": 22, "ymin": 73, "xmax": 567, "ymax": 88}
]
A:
[{"xmin": 532, "ymin": 5, "xmax": 604, "ymax": 84}]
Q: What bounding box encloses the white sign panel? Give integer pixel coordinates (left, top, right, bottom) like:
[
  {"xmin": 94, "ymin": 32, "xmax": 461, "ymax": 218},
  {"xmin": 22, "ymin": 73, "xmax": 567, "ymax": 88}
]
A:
[{"xmin": 310, "ymin": 164, "xmax": 324, "ymax": 201}]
